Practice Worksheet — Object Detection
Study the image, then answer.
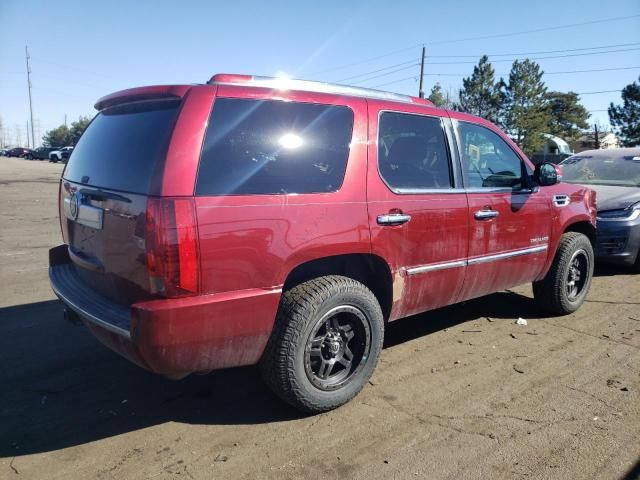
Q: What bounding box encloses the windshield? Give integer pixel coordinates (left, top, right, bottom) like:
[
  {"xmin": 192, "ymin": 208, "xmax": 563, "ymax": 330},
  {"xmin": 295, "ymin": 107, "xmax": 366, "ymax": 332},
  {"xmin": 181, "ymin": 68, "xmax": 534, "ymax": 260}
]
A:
[{"xmin": 560, "ymin": 153, "xmax": 640, "ymax": 187}]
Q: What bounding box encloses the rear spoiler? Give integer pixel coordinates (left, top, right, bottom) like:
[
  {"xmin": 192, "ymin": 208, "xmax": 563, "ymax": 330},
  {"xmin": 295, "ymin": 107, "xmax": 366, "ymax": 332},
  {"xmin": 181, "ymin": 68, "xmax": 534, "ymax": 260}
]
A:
[{"xmin": 94, "ymin": 85, "xmax": 192, "ymax": 110}]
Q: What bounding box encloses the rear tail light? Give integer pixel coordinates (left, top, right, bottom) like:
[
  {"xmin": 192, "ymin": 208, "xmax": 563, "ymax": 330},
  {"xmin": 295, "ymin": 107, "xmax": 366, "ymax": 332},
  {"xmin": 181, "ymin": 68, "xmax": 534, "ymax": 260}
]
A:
[{"xmin": 145, "ymin": 198, "xmax": 200, "ymax": 298}]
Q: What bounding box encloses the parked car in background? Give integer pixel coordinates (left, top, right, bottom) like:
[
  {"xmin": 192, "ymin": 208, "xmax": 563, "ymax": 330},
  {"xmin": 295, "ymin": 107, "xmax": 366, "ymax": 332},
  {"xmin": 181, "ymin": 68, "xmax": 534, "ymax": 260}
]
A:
[
  {"xmin": 0, "ymin": 149, "xmax": 9, "ymax": 156},
  {"xmin": 49, "ymin": 146, "xmax": 74, "ymax": 163},
  {"xmin": 30, "ymin": 146, "xmax": 58, "ymax": 160},
  {"xmin": 49, "ymin": 74, "xmax": 597, "ymax": 413},
  {"xmin": 561, "ymin": 148, "xmax": 640, "ymax": 271},
  {"xmin": 6, "ymin": 147, "xmax": 32, "ymax": 158}
]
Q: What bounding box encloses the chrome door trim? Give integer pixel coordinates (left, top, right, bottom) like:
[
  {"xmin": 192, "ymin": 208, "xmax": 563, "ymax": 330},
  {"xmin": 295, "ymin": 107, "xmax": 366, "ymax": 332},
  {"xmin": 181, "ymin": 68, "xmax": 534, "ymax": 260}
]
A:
[
  {"xmin": 404, "ymin": 245, "xmax": 548, "ymax": 275},
  {"xmin": 467, "ymin": 245, "xmax": 548, "ymax": 265},
  {"xmin": 405, "ymin": 260, "xmax": 467, "ymax": 275}
]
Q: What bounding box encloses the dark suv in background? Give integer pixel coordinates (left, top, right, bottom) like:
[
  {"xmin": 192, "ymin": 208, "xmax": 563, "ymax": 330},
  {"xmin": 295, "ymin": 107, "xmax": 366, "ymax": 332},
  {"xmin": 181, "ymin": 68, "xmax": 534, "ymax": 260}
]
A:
[
  {"xmin": 29, "ymin": 146, "xmax": 58, "ymax": 160},
  {"xmin": 49, "ymin": 74, "xmax": 597, "ymax": 413}
]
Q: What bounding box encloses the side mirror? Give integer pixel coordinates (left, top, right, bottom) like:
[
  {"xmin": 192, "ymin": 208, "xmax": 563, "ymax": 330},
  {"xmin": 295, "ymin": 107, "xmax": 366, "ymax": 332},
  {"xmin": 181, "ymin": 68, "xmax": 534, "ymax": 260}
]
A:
[{"xmin": 535, "ymin": 162, "xmax": 561, "ymax": 186}]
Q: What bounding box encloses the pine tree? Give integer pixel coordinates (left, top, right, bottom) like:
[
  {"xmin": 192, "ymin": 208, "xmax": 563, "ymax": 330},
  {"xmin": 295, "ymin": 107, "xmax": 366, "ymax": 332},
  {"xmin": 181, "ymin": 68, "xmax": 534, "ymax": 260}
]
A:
[
  {"xmin": 545, "ymin": 91, "xmax": 590, "ymax": 144},
  {"xmin": 608, "ymin": 75, "xmax": 640, "ymax": 147},
  {"xmin": 502, "ymin": 59, "xmax": 550, "ymax": 156},
  {"xmin": 457, "ymin": 56, "xmax": 503, "ymax": 123},
  {"xmin": 428, "ymin": 83, "xmax": 446, "ymax": 108}
]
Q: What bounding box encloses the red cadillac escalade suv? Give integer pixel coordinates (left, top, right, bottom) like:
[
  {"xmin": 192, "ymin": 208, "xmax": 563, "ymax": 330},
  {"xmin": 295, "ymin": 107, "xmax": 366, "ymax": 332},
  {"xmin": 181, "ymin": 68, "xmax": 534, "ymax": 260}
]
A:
[{"xmin": 49, "ymin": 74, "xmax": 597, "ymax": 412}]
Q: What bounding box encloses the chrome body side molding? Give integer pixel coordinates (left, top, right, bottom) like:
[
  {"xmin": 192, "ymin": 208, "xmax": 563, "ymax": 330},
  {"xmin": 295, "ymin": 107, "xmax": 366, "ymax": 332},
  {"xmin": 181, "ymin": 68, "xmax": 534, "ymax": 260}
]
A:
[{"xmin": 404, "ymin": 245, "xmax": 548, "ymax": 275}]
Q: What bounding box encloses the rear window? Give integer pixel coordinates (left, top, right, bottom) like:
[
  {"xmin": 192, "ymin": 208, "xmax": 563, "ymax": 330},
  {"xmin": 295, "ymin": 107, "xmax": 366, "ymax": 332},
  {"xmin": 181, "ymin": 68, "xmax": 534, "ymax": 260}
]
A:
[
  {"xmin": 63, "ymin": 100, "xmax": 180, "ymax": 194},
  {"xmin": 196, "ymin": 98, "xmax": 354, "ymax": 195}
]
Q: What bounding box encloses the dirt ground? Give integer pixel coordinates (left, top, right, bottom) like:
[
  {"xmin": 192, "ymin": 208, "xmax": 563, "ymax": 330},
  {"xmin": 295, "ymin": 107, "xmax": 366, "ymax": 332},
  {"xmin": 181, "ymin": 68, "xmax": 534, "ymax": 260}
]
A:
[{"xmin": 0, "ymin": 156, "xmax": 638, "ymax": 480}]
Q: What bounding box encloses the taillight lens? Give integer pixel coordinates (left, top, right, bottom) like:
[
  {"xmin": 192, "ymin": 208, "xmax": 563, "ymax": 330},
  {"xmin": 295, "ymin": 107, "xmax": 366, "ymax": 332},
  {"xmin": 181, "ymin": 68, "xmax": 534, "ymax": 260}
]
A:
[{"xmin": 146, "ymin": 198, "xmax": 200, "ymax": 298}]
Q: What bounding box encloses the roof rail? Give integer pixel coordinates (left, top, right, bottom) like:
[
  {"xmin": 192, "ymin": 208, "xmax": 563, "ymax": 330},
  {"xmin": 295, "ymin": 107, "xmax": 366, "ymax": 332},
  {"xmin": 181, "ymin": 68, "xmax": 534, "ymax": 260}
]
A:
[{"xmin": 208, "ymin": 74, "xmax": 434, "ymax": 106}]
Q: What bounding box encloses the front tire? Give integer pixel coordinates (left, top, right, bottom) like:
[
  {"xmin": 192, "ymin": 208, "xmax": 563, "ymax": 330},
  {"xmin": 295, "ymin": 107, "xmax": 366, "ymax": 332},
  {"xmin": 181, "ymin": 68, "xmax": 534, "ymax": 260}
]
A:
[
  {"xmin": 533, "ymin": 232, "xmax": 594, "ymax": 315},
  {"xmin": 260, "ymin": 276, "xmax": 384, "ymax": 413}
]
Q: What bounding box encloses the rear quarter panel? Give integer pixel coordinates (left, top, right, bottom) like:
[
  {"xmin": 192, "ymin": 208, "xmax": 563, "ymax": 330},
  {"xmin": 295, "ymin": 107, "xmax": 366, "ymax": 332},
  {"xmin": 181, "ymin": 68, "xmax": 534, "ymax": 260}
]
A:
[{"xmin": 194, "ymin": 86, "xmax": 371, "ymax": 294}]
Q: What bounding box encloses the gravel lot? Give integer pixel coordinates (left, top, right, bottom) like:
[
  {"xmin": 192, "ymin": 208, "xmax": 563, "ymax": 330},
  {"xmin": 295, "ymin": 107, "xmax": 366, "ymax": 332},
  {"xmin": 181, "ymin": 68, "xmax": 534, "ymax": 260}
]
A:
[{"xmin": 0, "ymin": 156, "xmax": 639, "ymax": 480}]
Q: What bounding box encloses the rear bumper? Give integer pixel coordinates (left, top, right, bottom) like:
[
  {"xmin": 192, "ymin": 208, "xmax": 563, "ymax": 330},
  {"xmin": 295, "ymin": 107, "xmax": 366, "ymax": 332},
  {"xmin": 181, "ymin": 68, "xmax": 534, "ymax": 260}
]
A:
[
  {"xmin": 595, "ymin": 218, "xmax": 640, "ymax": 266},
  {"xmin": 49, "ymin": 245, "xmax": 281, "ymax": 376}
]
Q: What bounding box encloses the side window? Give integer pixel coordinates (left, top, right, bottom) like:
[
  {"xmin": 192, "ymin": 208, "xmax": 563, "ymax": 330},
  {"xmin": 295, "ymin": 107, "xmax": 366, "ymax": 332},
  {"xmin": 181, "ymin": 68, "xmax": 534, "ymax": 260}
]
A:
[
  {"xmin": 378, "ymin": 112, "xmax": 452, "ymax": 191},
  {"xmin": 196, "ymin": 98, "xmax": 354, "ymax": 195},
  {"xmin": 456, "ymin": 122, "xmax": 526, "ymax": 190}
]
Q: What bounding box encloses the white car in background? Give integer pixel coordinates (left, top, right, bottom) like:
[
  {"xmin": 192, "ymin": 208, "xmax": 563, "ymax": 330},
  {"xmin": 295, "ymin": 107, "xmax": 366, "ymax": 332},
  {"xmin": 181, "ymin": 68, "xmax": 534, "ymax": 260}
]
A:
[{"xmin": 49, "ymin": 146, "xmax": 74, "ymax": 163}]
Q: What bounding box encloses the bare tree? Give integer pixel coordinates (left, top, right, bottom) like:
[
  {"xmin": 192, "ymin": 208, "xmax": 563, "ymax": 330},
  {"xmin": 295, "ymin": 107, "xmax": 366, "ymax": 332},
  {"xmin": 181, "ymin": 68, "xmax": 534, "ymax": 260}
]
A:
[{"xmin": 15, "ymin": 124, "xmax": 22, "ymax": 147}]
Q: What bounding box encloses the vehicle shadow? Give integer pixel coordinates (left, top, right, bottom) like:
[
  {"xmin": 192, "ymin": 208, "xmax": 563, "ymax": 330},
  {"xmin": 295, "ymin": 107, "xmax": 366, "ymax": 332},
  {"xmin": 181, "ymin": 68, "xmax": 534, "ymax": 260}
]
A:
[
  {"xmin": 594, "ymin": 263, "xmax": 637, "ymax": 277},
  {"xmin": 0, "ymin": 290, "xmax": 546, "ymax": 458}
]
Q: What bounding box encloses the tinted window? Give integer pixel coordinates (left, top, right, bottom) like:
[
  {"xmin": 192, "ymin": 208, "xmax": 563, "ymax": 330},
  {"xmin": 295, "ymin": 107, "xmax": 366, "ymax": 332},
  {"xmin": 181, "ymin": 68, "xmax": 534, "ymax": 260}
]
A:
[
  {"xmin": 561, "ymin": 152, "xmax": 640, "ymax": 187},
  {"xmin": 196, "ymin": 99, "xmax": 353, "ymax": 195},
  {"xmin": 378, "ymin": 112, "xmax": 452, "ymax": 190},
  {"xmin": 64, "ymin": 100, "xmax": 180, "ymax": 194},
  {"xmin": 457, "ymin": 122, "xmax": 525, "ymax": 189}
]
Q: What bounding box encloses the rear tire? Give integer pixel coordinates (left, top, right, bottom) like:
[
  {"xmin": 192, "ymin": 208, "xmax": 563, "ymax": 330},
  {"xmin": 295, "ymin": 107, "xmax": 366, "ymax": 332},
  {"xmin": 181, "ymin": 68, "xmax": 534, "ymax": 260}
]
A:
[
  {"xmin": 533, "ymin": 232, "xmax": 594, "ymax": 315},
  {"xmin": 260, "ymin": 275, "xmax": 384, "ymax": 413}
]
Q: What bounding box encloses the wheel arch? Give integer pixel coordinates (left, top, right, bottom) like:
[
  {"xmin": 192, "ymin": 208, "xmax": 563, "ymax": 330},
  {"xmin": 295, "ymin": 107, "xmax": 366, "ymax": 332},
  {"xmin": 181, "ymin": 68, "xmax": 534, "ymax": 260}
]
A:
[
  {"xmin": 282, "ymin": 253, "xmax": 393, "ymax": 321},
  {"xmin": 564, "ymin": 220, "xmax": 596, "ymax": 248}
]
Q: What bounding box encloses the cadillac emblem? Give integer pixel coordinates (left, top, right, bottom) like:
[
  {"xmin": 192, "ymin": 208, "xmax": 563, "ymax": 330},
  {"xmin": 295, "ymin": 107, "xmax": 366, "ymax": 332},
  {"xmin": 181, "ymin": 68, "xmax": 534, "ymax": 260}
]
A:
[{"xmin": 69, "ymin": 192, "xmax": 80, "ymax": 220}]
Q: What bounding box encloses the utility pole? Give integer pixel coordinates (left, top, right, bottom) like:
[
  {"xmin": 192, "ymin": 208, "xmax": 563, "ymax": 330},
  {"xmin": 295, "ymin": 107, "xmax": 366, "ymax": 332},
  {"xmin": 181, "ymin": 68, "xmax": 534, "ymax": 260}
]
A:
[
  {"xmin": 26, "ymin": 121, "xmax": 30, "ymax": 148},
  {"xmin": 594, "ymin": 123, "xmax": 600, "ymax": 149},
  {"xmin": 418, "ymin": 46, "xmax": 426, "ymax": 98},
  {"xmin": 64, "ymin": 114, "xmax": 67, "ymax": 127},
  {"xmin": 25, "ymin": 46, "xmax": 36, "ymax": 149}
]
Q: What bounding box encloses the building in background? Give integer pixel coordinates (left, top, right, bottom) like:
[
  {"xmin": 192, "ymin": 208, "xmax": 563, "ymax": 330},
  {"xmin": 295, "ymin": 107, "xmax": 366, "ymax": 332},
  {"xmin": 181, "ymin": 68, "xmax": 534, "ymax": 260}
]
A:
[{"xmin": 572, "ymin": 131, "xmax": 620, "ymax": 153}]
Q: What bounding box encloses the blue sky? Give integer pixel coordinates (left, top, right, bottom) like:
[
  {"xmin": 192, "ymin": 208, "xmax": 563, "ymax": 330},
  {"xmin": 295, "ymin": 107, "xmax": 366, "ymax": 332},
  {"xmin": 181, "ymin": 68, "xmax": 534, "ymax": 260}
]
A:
[{"xmin": 1, "ymin": 0, "xmax": 639, "ymax": 147}]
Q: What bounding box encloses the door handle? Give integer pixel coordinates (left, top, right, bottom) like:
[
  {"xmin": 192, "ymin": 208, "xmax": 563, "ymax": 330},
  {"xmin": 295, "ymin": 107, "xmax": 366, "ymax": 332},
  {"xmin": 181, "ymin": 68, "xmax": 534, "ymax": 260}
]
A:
[
  {"xmin": 474, "ymin": 209, "xmax": 499, "ymax": 220},
  {"xmin": 377, "ymin": 213, "xmax": 412, "ymax": 226}
]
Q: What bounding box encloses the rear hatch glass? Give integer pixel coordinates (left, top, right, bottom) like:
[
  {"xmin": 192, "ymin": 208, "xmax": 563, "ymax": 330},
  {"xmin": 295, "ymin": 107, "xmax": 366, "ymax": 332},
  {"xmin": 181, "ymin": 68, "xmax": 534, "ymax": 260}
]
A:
[
  {"xmin": 64, "ymin": 99, "xmax": 180, "ymax": 194},
  {"xmin": 60, "ymin": 99, "xmax": 181, "ymax": 305}
]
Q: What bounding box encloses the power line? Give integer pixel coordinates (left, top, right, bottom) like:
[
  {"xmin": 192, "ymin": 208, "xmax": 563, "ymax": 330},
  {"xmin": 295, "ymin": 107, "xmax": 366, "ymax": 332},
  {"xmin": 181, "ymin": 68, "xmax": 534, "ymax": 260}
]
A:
[
  {"xmin": 577, "ymin": 90, "xmax": 621, "ymax": 95},
  {"xmin": 336, "ymin": 59, "xmax": 419, "ymax": 83},
  {"xmin": 350, "ymin": 63, "xmax": 420, "ymax": 85},
  {"xmin": 423, "ymin": 47, "xmax": 640, "ymax": 65},
  {"xmin": 310, "ymin": 14, "xmax": 640, "ymax": 76},
  {"xmin": 331, "ymin": 43, "xmax": 640, "ymax": 85},
  {"xmin": 544, "ymin": 66, "xmax": 639, "ymax": 75},
  {"xmin": 426, "ymin": 15, "xmax": 640, "ymax": 47},
  {"xmin": 420, "ymin": 41, "xmax": 640, "ymax": 58},
  {"xmin": 370, "ymin": 66, "xmax": 639, "ymax": 88}
]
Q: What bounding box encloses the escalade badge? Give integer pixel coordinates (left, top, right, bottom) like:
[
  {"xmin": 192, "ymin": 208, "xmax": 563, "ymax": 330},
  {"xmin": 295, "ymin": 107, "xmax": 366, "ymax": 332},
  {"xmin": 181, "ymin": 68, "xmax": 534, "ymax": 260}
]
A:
[{"xmin": 530, "ymin": 236, "xmax": 549, "ymax": 244}]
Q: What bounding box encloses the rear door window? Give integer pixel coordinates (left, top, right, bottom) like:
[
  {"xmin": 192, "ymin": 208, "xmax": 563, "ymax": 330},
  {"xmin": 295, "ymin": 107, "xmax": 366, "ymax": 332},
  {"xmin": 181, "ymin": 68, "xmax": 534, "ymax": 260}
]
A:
[
  {"xmin": 63, "ymin": 100, "xmax": 180, "ymax": 194},
  {"xmin": 378, "ymin": 112, "xmax": 452, "ymax": 191},
  {"xmin": 196, "ymin": 98, "xmax": 354, "ymax": 195}
]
